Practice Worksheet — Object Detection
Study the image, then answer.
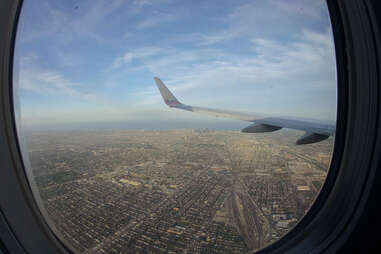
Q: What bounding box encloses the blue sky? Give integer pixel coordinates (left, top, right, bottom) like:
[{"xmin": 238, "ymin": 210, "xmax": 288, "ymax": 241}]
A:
[{"xmin": 14, "ymin": 0, "xmax": 336, "ymax": 129}]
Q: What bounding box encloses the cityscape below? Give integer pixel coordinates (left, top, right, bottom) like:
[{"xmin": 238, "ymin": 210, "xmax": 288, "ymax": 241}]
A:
[{"xmin": 26, "ymin": 129, "xmax": 333, "ymax": 254}]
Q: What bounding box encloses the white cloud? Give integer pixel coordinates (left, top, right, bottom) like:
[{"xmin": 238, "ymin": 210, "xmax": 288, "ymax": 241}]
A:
[
  {"xmin": 18, "ymin": 67, "xmax": 100, "ymax": 102},
  {"xmin": 189, "ymin": 0, "xmax": 330, "ymax": 46},
  {"xmin": 117, "ymin": 28, "xmax": 336, "ymax": 120},
  {"xmin": 110, "ymin": 47, "xmax": 166, "ymax": 69},
  {"xmin": 268, "ymin": 0, "xmax": 327, "ymax": 20},
  {"xmin": 20, "ymin": 0, "xmax": 127, "ymax": 45},
  {"xmin": 136, "ymin": 11, "xmax": 178, "ymax": 29},
  {"xmin": 130, "ymin": 0, "xmax": 174, "ymax": 13},
  {"xmin": 191, "ymin": 31, "xmax": 236, "ymax": 46},
  {"xmin": 18, "ymin": 0, "xmax": 336, "ymax": 125}
]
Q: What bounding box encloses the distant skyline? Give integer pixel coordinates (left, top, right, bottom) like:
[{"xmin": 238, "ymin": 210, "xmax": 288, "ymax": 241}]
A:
[{"xmin": 14, "ymin": 0, "xmax": 336, "ymax": 130}]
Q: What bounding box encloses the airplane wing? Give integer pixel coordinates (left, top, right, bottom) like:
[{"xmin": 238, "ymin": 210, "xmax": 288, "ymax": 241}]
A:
[{"xmin": 154, "ymin": 77, "xmax": 335, "ymax": 144}]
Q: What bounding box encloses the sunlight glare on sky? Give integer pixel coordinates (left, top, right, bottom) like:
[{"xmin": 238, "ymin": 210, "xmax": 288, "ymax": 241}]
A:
[{"xmin": 14, "ymin": 0, "xmax": 336, "ymax": 129}]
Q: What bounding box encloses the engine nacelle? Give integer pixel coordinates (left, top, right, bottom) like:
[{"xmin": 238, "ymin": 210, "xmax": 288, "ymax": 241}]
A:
[
  {"xmin": 242, "ymin": 123, "xmax": 282, "ymax": 133},
  {"xmin": 296, "ymin": 132, "xmax": 329, "ymax": 145}
]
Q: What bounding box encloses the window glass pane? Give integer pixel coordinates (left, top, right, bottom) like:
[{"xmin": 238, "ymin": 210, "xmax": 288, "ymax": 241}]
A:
[{"xmin": 14, "ymin": 0, "xmax": 336, "ymax": 253}]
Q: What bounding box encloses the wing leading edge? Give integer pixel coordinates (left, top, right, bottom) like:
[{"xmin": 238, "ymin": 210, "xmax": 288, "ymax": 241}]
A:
[{"xmin": 154, "ymin": 77, "xmax": 335, "ymax": 145}]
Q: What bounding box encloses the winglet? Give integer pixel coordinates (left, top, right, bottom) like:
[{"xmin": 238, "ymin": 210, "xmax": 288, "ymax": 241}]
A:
[{"xmin": 154, "ymin": 77, "xmax": 181, "ymax": 107}]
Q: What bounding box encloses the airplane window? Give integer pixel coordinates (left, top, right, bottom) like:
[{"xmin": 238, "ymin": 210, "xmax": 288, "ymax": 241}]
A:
[{"xmin": 13, "ymin": 0, "xmax": 336, "ymax": 253}]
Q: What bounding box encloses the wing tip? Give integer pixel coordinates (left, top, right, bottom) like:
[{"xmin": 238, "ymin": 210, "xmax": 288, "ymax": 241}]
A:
[{"xmin": 154, "ymin": 77, "xmax": 181, "ymax": 107}]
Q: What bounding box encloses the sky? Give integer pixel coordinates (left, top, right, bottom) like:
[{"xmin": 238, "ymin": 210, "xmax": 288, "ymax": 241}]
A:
[{"xmin": 14, "ymin": 0, "xmax": 337, "ymax": 130}]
